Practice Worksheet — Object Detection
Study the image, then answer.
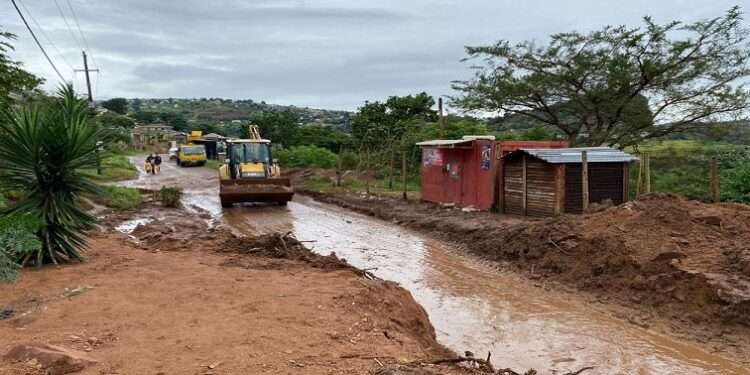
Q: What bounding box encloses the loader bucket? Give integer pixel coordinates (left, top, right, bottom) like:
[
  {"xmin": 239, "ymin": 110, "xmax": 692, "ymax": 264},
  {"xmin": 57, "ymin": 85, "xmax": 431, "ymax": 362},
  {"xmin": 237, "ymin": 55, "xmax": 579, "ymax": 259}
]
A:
[{"xmin": 219, "ymin": 178, "xmax": 294, "ymax": 207}]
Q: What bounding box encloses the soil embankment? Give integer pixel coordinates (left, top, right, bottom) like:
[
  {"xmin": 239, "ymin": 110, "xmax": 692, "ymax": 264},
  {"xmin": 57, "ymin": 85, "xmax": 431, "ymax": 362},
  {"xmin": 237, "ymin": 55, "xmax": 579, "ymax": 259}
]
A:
[
  {"xmin": 0, "ymin": 205, "xmax": 475, "ymax": 375},
  {"xmin": 300, "ymin": 185, "xmax": 750, "ymax": 365}
]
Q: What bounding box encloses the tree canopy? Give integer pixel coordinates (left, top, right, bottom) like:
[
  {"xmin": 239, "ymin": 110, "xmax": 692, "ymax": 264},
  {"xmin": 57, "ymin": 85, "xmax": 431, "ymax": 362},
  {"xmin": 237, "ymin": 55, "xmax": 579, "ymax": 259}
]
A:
[
  {"xmin": 453, "ymin": 7, "xmax": 750, "ymax": 148},
  {"xmin": 351, "ymin": 92, "xmax": 437, "ymax": 150},
  {"xmin": 101, "ymin": 98, "xmax": 129, "ymax": 114},
  {"xmin": 95, "ymin": 112, "xmax": 135, "ymax": 128},
  {"xmin": 252, "ymin": 110, "xmax": 299, "ymax": 147},
  {"xmin": 0, "ymin": 30, "xmax": 42, "ymax": 106},
  {"xmin": 131, "ymin": 110, "xmax": 189, "ymax": 131}
]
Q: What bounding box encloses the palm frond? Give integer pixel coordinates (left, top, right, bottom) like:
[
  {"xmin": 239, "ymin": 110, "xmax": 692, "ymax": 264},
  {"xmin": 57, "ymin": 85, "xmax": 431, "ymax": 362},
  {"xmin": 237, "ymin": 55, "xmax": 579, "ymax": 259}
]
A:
[{"xmin": 0, "ymin": 84, "xmax": 103, "ymax": 265}]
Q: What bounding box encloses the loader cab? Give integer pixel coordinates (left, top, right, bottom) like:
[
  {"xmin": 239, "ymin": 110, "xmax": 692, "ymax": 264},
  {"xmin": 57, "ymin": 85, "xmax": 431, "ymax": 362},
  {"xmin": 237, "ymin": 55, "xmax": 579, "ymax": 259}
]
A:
[{"xmin": 225, "ymin": 140, "xmax": 276, "ymax": 180}]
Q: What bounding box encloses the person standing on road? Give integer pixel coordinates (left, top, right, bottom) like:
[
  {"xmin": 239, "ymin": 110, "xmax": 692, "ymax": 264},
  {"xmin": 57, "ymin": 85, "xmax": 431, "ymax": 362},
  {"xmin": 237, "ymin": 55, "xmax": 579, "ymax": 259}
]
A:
[
  {"xmin": 145, "ymin": 154, "xmax": 154, "ymax": 175},
  {"xmin": 153, "ymin": 153, "xmax": 162, "ymax": 174}
]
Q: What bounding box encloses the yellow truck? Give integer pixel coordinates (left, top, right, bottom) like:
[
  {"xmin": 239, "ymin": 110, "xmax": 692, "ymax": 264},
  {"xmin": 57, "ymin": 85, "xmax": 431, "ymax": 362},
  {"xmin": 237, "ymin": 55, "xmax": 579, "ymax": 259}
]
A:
[
  {"xmin": 176, "ymin": 144, "xmax": 207, "ymax": 167},
  {"xmin": 218, "ymin": 126, "xmax": 293, "ymax": 207}
]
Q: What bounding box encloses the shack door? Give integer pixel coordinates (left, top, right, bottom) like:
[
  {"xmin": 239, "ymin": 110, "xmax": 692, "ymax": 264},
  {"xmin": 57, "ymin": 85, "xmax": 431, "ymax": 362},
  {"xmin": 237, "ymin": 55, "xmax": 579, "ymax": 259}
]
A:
[{"xmin": 443, "ymin": 149, "xmax": 463, "ymax": 205}]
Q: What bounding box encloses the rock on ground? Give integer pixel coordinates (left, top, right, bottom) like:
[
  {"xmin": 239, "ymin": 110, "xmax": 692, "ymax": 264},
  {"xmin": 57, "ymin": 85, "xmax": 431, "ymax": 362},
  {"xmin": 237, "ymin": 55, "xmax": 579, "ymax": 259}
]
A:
[{"xmin": 4, "ymin": 342, "xmax": 96, "ymax": 375}]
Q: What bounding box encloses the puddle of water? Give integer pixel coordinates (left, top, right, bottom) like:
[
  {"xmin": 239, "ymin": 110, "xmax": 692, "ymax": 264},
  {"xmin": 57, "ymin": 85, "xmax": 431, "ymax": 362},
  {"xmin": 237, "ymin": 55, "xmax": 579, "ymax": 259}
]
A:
[
  {"xmin": 220, "ymin": 197, "xmax": 749, "ymax": 375},
  {"xmin": 115, "ymin": 217, "xmax": 153, "ymax": 234}
]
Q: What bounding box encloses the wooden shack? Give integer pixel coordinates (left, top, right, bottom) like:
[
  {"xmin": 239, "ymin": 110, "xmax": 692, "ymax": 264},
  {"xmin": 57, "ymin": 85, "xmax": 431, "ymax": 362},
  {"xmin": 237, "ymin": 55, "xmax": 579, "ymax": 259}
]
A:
[{"xmin": 502, "ymin": 147, "xmax": 637, "ymax": 216}]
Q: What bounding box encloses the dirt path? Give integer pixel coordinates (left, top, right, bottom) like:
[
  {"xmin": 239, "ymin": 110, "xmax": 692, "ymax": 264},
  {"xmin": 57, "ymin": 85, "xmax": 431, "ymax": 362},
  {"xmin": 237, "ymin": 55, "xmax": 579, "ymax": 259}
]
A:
[
  {"xmin": 104, "ymin": 162, "xmax": 750, "ymax": 374},
  {"xmin": 0, "ymin": 209, "xmax": 467, "ymax": 374}
]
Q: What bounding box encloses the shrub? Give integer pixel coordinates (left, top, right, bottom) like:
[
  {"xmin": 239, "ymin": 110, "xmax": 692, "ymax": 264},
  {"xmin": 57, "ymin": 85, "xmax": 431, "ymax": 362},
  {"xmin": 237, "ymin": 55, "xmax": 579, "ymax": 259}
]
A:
[
  {"xmin": 0, "ymin": 85, "xmax": 102, "ymax": 265},
  {"xmin": 0, "ymin": 214, "xmax": 43, "ymax": 283},
  {"xmin": 339, "ymin": 150, "xmax": 360, "ymax": 170},
  {"xmin": 100, "ymin": 186, "xmax": 144, "ymax": 211},
  {"xmin": 160, "ymin": 186, "xmax": 182, "ymax": 207},
  {"xmin": 277, "ymin": 145, "xmax": 338, "ymax": 169}
]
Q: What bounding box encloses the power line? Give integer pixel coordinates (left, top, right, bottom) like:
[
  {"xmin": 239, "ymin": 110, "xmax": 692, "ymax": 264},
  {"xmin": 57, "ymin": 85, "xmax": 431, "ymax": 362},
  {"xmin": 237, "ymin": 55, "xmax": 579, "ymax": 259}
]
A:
[
  {"xmin": 9, "ymin": 0, "xmax": 67, "ymax": 82},
  {"xmin": 53, "ymin": 0, "xmax": 83, "ymax": 51},
  {"xmin": 16, "ymin": 0, "xmax": 74, "ymax": 71},
  {"xmin": 65, "ymin": 0, "xmax": 98, "ymax": 70}
]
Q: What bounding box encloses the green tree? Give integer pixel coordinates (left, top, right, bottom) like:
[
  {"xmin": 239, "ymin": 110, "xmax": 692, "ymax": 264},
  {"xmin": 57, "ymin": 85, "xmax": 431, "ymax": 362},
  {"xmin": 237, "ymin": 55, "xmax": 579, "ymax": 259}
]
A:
[
  {"xmin": 0, "ymin": 29, "xmax": 43, "ymax": 106},
  {"xmin": 252, "ymin": 110, "xmax": 299, "ymax": 147},
  {"xmin": 0, "ymin": 85, "xmax": 103, "ymax": 265},
  {"xmin": 158, "ymin": 111, "xmax": 189, "ymax": 131},
  {"xmin": 276, "ymin": 145, "xmax": 338, "ymax": 168},
  {"xmin": 351, "ymin": 93, "xmax": 438, "ymax": 188},
  {"xmin": 96, "ymin": 112, "xmax": 135, "ymax": 128},
  {"xmin": 296, "ymin": 124, "xmax": 351, "ymax": 152},
  {"xmin": 454, "ymin": 7, "xmax": 750, "ymax": 148},
  {"xmin": 131, "ymin": 111, "xmax": 159, "ymax": 124},
  {"xmin": 522, "ymin": 126, "xmax": 558, "ymax": 140},
  {"xmin": 416, "ymin": 116, "xmax": 490, "ymax": 140},
  {"xmin": 100, "ymin": 98, "xmax": 129, "ymax": 114}
]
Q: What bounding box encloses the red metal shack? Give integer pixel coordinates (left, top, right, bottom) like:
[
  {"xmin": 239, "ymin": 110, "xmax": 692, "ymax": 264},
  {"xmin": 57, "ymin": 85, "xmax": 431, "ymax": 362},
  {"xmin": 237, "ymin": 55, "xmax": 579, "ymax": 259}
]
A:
[{"xmin": 417, "ymin": 136, "xmax": 496, "ymax": 210}]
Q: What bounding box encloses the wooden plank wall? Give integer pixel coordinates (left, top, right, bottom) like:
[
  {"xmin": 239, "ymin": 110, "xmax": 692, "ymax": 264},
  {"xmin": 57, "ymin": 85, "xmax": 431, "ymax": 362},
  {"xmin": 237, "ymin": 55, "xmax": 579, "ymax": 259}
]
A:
[
  {"xmin": 565, "ymin": 163, "xmax": 584, "ymax": 214},
  {"xmin": 502, "ymin": 158, "xmax": 524, "ymax": 214},
  {"xmin": 525, "ymin": 157, "xmax": 556, "ymax": 216},
  {"xmin": 589, "ymin": 163, "xmax": 625, "ymax": 205},
  {"xmin": 565, "ymin": 162, "xmax": 626, "ymax": 213}
]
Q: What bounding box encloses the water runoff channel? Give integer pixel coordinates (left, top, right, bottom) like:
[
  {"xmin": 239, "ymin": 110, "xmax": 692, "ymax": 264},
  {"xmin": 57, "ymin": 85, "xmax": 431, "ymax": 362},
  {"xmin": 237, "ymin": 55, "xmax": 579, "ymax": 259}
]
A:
[{"xmin": 120, "ymin": 160, "xmax": 749, "ymax": 374}]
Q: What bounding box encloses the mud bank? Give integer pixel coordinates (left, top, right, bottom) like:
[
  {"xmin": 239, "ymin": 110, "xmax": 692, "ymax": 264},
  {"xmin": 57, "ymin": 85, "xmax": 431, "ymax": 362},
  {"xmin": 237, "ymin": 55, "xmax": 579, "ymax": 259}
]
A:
[
  {"xmin": 0, "ymin": 207, "xmax": 479, "ymax": 375},
  {"xmin": 302, "ymin": 189, "xmax": 750, "ymax": 366}
]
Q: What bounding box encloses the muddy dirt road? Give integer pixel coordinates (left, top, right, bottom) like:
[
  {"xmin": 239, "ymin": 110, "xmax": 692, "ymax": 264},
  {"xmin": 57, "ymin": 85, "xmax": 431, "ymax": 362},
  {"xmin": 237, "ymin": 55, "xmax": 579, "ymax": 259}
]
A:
[{"xmin": 125, "ymin": 159, "xmax": 750, "ymax": 374}]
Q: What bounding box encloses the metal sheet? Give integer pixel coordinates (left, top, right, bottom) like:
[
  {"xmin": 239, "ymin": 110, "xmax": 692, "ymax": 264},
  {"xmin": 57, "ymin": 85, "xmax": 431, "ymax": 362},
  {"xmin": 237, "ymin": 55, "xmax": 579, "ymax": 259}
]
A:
[{"xmin": 506, "ymin": 147, "xmax": 637, "ymax": 164}]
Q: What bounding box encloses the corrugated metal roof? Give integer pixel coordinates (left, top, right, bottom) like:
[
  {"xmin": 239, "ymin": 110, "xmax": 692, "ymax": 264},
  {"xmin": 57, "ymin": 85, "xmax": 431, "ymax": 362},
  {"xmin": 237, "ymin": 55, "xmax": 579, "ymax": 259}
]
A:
[
  {"xmin": 507, "ymin": 147, "xmax": 637, "ymax": 163},
  {"xmin": 416, "ymin": 139, "xmax": 474, "ymax": 147}
]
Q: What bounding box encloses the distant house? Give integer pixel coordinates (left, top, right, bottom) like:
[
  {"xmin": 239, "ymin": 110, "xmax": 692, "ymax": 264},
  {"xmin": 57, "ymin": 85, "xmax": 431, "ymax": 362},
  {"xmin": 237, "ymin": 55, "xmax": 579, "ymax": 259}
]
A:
[{"xmin": 131, "ymin": 124, "xmax": 184, "ymax": 145}]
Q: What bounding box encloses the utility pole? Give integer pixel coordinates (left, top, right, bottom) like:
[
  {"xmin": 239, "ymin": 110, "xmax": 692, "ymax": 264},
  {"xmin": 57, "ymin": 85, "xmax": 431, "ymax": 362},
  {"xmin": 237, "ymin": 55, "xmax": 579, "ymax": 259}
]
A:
[
  {"xmin": 438, "ymin": 97, "xmax": 445, "ymax": 139},
  {"xmin": 74, "ymin": 51, "xmax": 98, "ymax": 102}
]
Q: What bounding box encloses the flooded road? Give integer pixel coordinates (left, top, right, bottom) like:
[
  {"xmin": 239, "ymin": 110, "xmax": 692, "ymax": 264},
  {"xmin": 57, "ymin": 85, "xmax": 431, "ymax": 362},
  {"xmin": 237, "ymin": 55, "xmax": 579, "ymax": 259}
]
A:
[{"xmin": 124, "ymin": 160, "xmax": 750, "ymax": 374}]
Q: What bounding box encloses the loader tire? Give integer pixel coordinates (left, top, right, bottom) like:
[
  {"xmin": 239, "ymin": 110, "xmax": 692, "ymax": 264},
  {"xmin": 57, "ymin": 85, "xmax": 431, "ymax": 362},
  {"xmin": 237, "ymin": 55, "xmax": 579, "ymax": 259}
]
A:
[{"xmin": 278, "ymin": 201, "xmax": 288, "ymax": 206}]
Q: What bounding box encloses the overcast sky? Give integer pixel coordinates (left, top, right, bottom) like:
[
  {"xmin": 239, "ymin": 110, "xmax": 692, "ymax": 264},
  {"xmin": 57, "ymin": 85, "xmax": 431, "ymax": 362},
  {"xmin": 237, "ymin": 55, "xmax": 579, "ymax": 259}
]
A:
[{"xmin": 1, "ymin": 0, "xmax": 746, "ymax": 111}]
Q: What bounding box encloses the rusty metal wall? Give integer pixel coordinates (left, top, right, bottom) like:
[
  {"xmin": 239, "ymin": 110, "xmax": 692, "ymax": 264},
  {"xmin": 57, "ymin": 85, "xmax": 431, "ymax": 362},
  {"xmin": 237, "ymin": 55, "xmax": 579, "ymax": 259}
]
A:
[{"xmin": 419, "ymin": 140, "xmax": 495, "ymax": 210}]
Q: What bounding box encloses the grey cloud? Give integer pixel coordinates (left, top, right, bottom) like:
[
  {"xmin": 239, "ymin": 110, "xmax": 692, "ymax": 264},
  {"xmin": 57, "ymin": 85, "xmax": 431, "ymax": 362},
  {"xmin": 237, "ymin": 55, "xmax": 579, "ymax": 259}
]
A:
[{"xmin": 1, "ymin": 0, "xmax": 747, "ymax": 110}]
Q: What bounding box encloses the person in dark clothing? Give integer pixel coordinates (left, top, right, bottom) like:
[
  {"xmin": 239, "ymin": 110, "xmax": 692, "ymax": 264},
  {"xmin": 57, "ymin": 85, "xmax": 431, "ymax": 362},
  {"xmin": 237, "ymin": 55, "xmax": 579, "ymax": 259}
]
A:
[{"xmin": 153, "ymin": 154, "xmax": 162, "ymax": 174}]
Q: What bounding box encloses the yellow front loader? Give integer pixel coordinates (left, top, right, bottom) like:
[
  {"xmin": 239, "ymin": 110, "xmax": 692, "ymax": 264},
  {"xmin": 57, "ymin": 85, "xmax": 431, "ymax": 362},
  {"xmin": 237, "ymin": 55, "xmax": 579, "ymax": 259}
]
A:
[{"xmin": 218, "ymin": 126, "xmax": 294, "ymax": 207}]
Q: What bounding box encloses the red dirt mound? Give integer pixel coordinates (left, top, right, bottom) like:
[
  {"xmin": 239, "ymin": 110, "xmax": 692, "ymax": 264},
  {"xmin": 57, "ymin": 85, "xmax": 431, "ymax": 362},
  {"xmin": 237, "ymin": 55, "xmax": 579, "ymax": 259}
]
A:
[{"xmin": 304, "ymin": 190, "xmax": 750, "ymax": 362}]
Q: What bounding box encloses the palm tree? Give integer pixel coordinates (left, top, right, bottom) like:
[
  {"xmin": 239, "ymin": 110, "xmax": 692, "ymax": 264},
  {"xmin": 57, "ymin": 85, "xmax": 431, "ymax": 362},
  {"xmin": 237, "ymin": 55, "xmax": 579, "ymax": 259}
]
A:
[{"xmin": 0, "ymin": 85, "xmax": 103, "ymax": 266}]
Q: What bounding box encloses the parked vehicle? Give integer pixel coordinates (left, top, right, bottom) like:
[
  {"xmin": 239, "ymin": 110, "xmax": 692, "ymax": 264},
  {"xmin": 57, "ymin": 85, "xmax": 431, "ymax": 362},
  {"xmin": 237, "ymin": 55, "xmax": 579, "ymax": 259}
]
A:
[
  {"xmin": 176, "ymin": 145, "xmax": 207, "ymax": 167},
  {"xmin": 168, "ymin": 147, "xmax": 178, "ymax": 160}
]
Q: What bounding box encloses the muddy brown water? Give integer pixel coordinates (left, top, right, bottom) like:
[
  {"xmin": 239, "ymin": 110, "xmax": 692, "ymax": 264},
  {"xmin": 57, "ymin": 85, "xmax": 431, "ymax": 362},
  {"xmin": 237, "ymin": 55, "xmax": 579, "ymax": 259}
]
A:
[{"xmin": 122, "ymin": 160, "xmax": 750, "ymax": 374}]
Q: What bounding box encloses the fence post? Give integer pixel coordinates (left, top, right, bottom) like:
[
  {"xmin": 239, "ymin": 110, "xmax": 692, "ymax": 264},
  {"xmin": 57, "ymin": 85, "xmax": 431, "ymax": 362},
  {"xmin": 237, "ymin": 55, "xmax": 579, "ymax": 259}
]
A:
[
  {"xmin": 711, "ymin": 156, "xmax": 720, "ymax": 203},
  {"xmin": 402, "ymin": 152, "xmax": 407, "ymax": 200},
  {"xmin": 582, "ymin": 150, "xmax": 589, "ymax": 212},
  {"xmin": 644, "ymin": 153, "xmax": 651, "ymax": 194},
  {"xmin": 336, "ymin": 145, "xmax": 343, "ymax": 187},
  {"xmin": 365, "ymin": 149, "xmax": 370, "ymax": 195},
  {"xmin": 636, "ymin": 154, "xmax": 643, "ymax": 197}
]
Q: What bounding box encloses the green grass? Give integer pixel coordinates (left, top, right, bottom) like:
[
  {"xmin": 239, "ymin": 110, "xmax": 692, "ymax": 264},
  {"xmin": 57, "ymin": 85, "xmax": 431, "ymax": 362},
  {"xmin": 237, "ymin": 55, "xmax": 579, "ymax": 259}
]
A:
[
  {"xmin": 80, "ymin": 154, "xmax": 138, "ymax": 182},
  {"xmin": 627, "ymin": 140, "xmax": 750, "ymax": 202},
  {"xmin": 295, "ymin": 173, "xmax": 422, "ymax": 200},
  {"xmin": 205, "ymin": 160, "xmax": 221, "ymax": 170},
  {"xmin": 93, "ymin": 185, "xmax": 144, "ymax": 211}
]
